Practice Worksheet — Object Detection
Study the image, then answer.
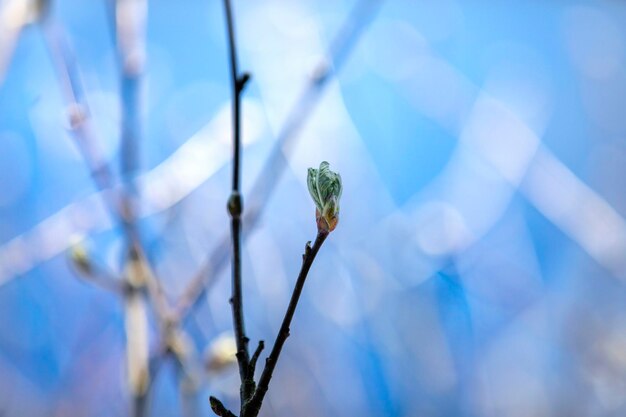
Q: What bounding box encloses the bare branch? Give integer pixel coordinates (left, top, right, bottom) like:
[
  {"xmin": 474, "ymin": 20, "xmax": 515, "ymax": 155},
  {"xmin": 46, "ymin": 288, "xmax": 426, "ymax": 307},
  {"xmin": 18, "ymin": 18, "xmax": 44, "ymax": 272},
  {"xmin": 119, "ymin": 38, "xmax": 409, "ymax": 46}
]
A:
[
  {"xmin": 174, "ymin": 0, "xmax": 385, "ymax": 324},
  {"xmin": 244, "ymin": 232, "xmax": 328, "ymax": 417},
  {"xmin": 222, "ymin": 0, "xmax": 255, "ymax": 408},
  {"xmin": 39, "ymin": 19, "xmax": 122, "ymax": 226},
  {"xmin": 248, "ymin": 340, "xmax": 265, "ymax": 378}
]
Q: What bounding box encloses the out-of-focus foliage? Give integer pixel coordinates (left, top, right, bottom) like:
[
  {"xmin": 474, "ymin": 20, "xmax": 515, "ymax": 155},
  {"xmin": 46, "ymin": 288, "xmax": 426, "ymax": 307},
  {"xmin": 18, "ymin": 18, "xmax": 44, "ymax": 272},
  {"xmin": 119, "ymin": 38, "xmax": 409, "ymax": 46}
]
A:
[{"xmin": 1, "ymin": 0, "xmax": 626, "ymax": 416}]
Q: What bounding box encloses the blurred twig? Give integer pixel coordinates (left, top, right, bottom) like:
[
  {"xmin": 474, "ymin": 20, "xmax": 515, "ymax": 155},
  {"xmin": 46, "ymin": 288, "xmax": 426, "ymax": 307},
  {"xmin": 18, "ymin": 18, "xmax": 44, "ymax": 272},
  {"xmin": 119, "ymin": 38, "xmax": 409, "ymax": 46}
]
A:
[
  {"xmin": 113, "ymin": 1, "xmax": 163, "ymax": 416},
  {"xmin": 40, "ymin": 0, "xmax": 172, "ymax": 331},
  {"xmin": 116, "ymin": 0, "xmax": 144, "ymax": 244},
  {"xmin": 40, "ymin": 18, "xmax": 122, "ymax": 240},
  {"xmin": 0, "ymin": 0, "xmax": 384, "ymax": 292},
  {"xmin": 41, "ymin": 14, "xmax": 176, "ymax": 402},
  {"xmin": 0, "ymin": 116, "xmax": 235, "ymax": 286}
]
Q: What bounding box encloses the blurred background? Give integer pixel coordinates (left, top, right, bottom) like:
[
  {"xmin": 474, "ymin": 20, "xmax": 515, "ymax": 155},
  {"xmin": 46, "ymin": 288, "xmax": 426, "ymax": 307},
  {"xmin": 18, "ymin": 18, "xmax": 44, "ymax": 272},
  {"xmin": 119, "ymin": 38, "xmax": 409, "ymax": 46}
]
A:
[{"xmin": 2, "ymin": 0, "xmax": 626, "ymax": 416}]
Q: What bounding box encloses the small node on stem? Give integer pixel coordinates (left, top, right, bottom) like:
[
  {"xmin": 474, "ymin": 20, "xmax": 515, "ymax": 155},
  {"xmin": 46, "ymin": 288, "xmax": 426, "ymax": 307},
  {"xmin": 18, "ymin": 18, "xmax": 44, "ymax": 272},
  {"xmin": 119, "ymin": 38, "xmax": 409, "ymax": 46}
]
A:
[
  {"xmin": 227, "ymin": 191, "xmax": 243, "ymax": 218},
  {"xmin": 66, "ymin": 103, "xmax": 87, "ymax": 130},
  {"xmin": 303, "ymin": 241, "xmax": 312, "ymax": 261}
]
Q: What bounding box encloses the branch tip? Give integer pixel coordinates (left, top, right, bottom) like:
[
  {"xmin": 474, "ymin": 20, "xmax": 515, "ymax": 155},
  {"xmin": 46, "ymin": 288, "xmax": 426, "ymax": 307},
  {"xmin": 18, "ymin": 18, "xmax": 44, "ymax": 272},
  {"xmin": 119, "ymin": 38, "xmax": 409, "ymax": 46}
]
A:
[
  {"xmin": 249, "ymin": 340, "xmax": 265, "ymax": 374},
  {"xmin": 303, "ymin": 241, "xmax": 312, "ymax": 260},
  {"xmin": 210, "ymin": 396, "xmax": 237, "ymax": 417},
  {"xmin": 237, "ymin": 72, "xmax": 251, "ymax": 92}
]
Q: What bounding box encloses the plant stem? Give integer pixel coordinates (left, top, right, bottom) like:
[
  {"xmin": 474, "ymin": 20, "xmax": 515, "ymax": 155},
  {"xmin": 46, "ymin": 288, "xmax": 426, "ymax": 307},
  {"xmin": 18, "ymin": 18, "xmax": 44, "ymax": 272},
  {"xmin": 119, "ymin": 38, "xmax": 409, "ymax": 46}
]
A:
[
  {"xmin": 173, "ymin": 0, "xmax": 384, "ymax": 325},
  {"xmin": 243, "ymin": 231, "xmax": 328, "ymax": 417},
  {"xmin": 223, "ymin": 0, "xmax": 253, "ymax": 406}
]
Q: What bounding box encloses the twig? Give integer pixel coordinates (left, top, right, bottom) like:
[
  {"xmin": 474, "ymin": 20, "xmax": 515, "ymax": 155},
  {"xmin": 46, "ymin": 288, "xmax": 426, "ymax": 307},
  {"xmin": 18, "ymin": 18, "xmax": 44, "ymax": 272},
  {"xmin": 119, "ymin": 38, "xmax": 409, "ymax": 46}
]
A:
[
  {"xmin": 130, "ymin": 353, "xmax": 166, "ymax": 417},
  {"xmin": 222, "ymin": 0, "xmax": 255, "ymax": 409},
  {"xmin": 124, "ymin": 282, "xmax": 150, "ymax": 417},
  {"xmin": 174, "ymin": 0, "xmax": 385, "ymax": 324},
  {"xmin": 169, "ymin": 335, "xmax": 202, "ymax": 417},
  {"xmin": 0, "ymin": 0, "xmax": 383, "ymax": 288},
  {"xmin": 39, "ymin": 19, "xmax": 122, "ymax": 231},
  {"xmin": 248, "ymin": 340, "xmax": 265, "ymax": 378},
  {"xmin": 113, "ymin": 2, "xmax": 162, "ymax": 417},
  {"xmin": 174, "ymin": 237, "xmax": 230, "ymax": 320},
  {"xmin": 243, "ymin": 232, "xmax": 328, "ymax": 417},
  {"xmin": 116, "ymin": 0, "xmax": 145, "ymax": 246},
  {"xmin": 41, "ymin": 12, "xmax": 174, "ymax": 334},
  {"xmin": 39, "ymin": 16, "xmax": 172, "ymax": 322},
  {"xmin": 40, "ymin": 12, "xmax": 181, "ymax": 417}
]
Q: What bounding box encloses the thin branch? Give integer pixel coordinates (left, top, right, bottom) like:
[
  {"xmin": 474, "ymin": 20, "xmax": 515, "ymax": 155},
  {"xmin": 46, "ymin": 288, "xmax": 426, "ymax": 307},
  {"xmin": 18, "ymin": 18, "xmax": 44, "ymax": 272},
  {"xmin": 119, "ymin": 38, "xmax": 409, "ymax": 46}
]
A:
[
  {"xmin": 43, "ymin": 4, "xmax": 175, "ymax": 322},
  {"xmin": 248, "ymin": 340, "xmax": 264, "ymax": 378},
  {"xmin": 0, "ymin": 0, "xmax": 384, "ymax": 290},
  {"xmin": 116, "ymin": 0, "xmax": 146, "ymax": 246},
  {"xmin": 113, "ymin": 2, "xmax": 161, "ymax": 417},
  {"xmin": 125, "ymin": 285, "xmax": 150, "ymax": 417},
  {"xmin": 170, "ymin": 336, "xmax": 202, "ymax": 417},
  {"xmin": 223, "ymin": 0, "xmax": 245, "ymax": 193},
  {"xmin": 223, "ymin": 0, "xmax": 254, "ymax": 408},
  {"xmin": 39, "ymin": 19, "xmax": 122, "ymax": 226},
  {"xmin": 40, "ymin": 15, "xmax": 173, "ymax": 323},
  {"xmin": 243, "ymin": 232, "xmax": 328, "ymax": 417},
  {"xmin": 131, "ymin": 353, "xmax": 166, "ymax": 417},
  {"xmin": 174, "ymin": 0, "xmax": 385, "ymax": 323},
  {"xmin": 175, "ymin": 237, "xmax": 230, "ymax": 320},
  {"xmin": 40, "ymin": 12, "xmax": 183, "ymax": 417}
]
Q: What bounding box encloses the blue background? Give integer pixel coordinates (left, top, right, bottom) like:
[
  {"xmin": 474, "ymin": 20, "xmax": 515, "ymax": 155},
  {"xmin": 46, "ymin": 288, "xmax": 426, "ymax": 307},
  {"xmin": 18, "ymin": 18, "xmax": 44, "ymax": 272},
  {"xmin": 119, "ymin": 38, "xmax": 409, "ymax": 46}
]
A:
[{"xmin": 1, "ymin": 0, "xmax": 626, "ymax": 416}]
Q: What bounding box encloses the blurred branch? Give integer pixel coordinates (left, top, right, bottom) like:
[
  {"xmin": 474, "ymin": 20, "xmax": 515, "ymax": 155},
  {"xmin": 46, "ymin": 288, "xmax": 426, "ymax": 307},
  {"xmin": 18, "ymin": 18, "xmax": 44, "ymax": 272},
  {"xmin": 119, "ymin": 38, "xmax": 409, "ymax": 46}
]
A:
[
  {"xmin": 39, "ymin": 19, "xmax": 122, "ymax": 233},
  {"xmin": 174, "ymin": 0, "xmax": 386, "ymax": 323},
  {"xmin": 0, "ymin": 115, "xmax": 234, "ymax": 286},
  {"xmin": 115, "ymin": 0, "xmax": 145, "ymax": 246},
  {"xmin": 113, "ymin": 2, "xmax": 163, "ymax": 417},
  {"xmin": 40, "ymin": 2, "xmax": 172, "ymax": 320},
  {"xmin": 0, "ymin": 0, "xmax": 384, "ymax": 291},
  {"xmin": 125, "ymin": 282, "xmax": 150, "ymax": 417}
]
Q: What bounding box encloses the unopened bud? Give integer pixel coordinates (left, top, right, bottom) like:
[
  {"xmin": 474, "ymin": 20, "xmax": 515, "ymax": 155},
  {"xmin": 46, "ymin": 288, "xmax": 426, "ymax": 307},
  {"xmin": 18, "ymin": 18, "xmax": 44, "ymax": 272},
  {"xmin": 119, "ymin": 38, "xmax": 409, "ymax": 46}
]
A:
[{"xmin": 307, "ymin": 161, "xmax": 342, "ymax": 232}]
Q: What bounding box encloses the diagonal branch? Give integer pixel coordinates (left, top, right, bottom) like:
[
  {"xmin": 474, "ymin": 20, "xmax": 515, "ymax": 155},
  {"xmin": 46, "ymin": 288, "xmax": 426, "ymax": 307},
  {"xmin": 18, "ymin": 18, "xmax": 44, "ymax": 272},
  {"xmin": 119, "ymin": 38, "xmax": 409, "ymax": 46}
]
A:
[
  {"xmin": 39, "ymin": 19, "xmax": 122, "ymax": 232},
  {"xmin": 40, "ymin": 8, "xmax": 174, "ymax": 335},
  {"xmin": 243, "ymin": 232, "xmax": 329, "ymax": 417}
]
